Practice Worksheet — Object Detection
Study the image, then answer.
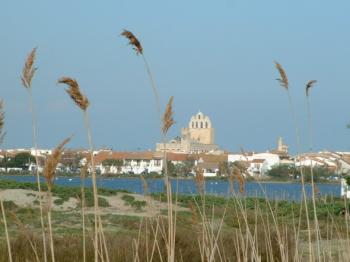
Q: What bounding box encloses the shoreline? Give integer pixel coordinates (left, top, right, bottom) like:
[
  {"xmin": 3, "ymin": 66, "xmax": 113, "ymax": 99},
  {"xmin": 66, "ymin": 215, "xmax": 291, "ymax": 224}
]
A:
[{"xmin": 0, "ymin": 173, "xmax": 341, "ymax": 185}]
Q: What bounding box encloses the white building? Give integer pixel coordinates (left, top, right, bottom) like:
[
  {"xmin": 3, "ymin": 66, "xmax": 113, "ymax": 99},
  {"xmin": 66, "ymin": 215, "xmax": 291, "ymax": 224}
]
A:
[
  {"xmin": 228, "ymin": 152, "xmax": 280, "ymax": 176},
  {"xmin": 341, "ymin": 178, "xmax": 350, "ymax": 198}
]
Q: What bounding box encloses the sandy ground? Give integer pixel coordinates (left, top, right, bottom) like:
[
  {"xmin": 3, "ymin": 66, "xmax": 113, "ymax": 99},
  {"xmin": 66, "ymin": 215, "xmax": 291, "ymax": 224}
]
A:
[{"xmin": 0, "ymin": 189, "xmax": 188, "ymax": 217}]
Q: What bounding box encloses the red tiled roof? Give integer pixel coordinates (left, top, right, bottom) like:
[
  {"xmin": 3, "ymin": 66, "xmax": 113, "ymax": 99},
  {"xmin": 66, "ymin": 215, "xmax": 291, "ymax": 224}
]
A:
[{"xmin": 252, "ymin": 159, "xmax": 265, "ymax": 163}]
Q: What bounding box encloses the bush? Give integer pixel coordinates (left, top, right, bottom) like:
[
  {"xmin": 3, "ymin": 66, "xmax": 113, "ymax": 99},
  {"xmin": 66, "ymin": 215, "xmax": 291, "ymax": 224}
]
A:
[
  {"xmin": 267, "ymin": 165, "xmax": 295, "ymax": 180},
  {"xmin": 121, "ymin": 194, "xmax": 146, "ymax": 210}
]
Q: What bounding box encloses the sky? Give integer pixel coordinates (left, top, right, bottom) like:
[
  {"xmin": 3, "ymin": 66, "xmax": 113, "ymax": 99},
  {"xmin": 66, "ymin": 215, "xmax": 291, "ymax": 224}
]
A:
[{"xmin": 1, "ymin": 0, "xmax": 350, "ymax": 154}]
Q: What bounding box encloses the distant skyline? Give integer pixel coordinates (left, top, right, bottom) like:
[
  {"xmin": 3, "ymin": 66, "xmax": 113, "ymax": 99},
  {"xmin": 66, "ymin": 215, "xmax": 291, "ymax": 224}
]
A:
[{"xmin": 1, "ymin": 0, "xmax": 350, "ymax": 154}]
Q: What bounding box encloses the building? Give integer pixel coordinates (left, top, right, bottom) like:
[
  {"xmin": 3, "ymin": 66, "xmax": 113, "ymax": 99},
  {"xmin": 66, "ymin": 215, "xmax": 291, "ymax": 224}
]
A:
[{"xmin": 156, "ymin": 111, "xmax": 219, "ymax": 153}]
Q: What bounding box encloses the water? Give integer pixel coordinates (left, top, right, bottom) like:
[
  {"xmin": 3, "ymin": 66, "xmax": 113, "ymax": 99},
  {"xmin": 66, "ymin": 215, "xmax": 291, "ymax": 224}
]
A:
[{"xmin": 0, "ymin": 175, "xmax": 341, "ymax": 201}]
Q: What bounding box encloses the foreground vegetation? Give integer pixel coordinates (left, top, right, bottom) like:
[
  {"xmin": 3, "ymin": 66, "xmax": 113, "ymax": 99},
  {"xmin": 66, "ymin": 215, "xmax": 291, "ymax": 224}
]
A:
[{"xmin": 0, "ymin": 179, "xmax": 349, "ymax": 261}]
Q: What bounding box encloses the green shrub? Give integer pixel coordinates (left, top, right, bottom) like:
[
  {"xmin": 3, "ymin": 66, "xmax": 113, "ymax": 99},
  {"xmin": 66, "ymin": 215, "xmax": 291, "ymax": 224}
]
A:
[
  {"xmin": 121, "ymin": 194, "xmax": 146, "ymax": 210},
  {"xmin": 54, "ymin": 198, "xmax": 65, "ymax": 206}
]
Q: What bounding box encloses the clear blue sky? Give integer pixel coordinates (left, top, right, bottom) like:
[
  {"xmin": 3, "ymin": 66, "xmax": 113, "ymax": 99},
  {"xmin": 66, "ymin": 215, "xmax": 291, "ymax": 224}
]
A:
[{"xmin": 1, "ymin": 0, "xmax": 350, "ymax": 154}]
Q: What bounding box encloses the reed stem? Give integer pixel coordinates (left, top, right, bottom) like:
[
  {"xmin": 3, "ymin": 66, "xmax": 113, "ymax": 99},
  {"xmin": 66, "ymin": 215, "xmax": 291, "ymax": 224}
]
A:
[
  {"xmin": 28, "ymin": 89, "xmax": 48, "ymax": 262},
  {"xmin": 83, "ymin": 110, "xmax": 100, "ymax": 262},
  {"xmin": 1, "ymin": 198, "xmax": 12, "ymax": 262}
]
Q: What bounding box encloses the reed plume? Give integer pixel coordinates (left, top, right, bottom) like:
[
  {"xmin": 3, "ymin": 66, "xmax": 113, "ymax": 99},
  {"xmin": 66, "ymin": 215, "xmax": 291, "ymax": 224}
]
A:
[
  {"xmin": 21, "ymin": 47, "xmax": 47, "ymax": 262},
  {"xmin": 306, "ymin": 80, "xmax": 317, "ymax": 97},
  {"xmin": 162, "ymin": 96, "xmax": 175, "ymax": 135},
  {"xmin": 121, "ymin": 29, "xmax": 161, "ymax": 114},
  {"xmin": 43, "ymin": 137, "xmax": 71, "ymax": 262},
  {"xmin": 161, "ymin": 96, "xmax": 176, "ymax": 262},
  {"xmin": 58, "ymin": 77, "xmax": 103, "ymax": 262},
  {"xmin": 275, "ymin": 62, "xmax": 289, "ymax": 90},
  {"xmin": 121, "ymin": 29, "xmax": 143, "ymax": 55},
  {"xmin": 57, "ymin": 77, "xmax": 89, "ymax": 111},
  {"xmin": 21, "ymin": 48, "xmax": 37, "ymax": 89},
  {"xmin": 43, "ymin": 136, "xmax": 72, "ymax": 190}
]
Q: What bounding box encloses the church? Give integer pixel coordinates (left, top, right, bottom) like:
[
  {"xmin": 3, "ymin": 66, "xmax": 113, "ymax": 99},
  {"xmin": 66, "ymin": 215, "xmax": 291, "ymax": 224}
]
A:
[{"xmin": 156, "ymin": 111, "xmax": 219, "ymax": 153}]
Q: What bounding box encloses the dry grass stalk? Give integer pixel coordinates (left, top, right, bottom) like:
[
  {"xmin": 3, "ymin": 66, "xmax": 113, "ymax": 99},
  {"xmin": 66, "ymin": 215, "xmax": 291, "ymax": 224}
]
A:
[
  {"xmin": 0, "ymin": 100, "xmax": 5, "ymax": 144},
  {"xmin": 43, "ymin": 137, "xmax": 71, "ymax": 262},
  {"xmin": 275, "ymin": 62, "xmax": 289, "ymax": 90},
  {"xmin": 233, "ymin": 166, "xmax": 245, "ymax": 194},
  {"xmin": 162, "ymin": 96, "xmax": 175, "ymax": 135},
  {"xmin": 1, "ymin": 199, "xmax": 12, "ymax": 262},
  {"xmin": 21, "ymin": 48, "xmax": 37, "ymax": 89},
  {"xmin": 121, "ymin": 29, "xmax": 161, "ymax": 115},
  {"xmin": 140, "ymin": 175, "xmax": 149, "ymax": 195},
  {"xmin": 10, "ymin": 211, "xmax": 40, "ymax": 262},
  {"xmin": 305, "ymin": 79, "xmax": 321, "ymax": 261},
  {"xmin": 228, "ymin": 173, "xmax": 235, "ymax": 194},
  {"xmin": 43, "ymin": 136, "xmax": 72, "ymax": 190},
  {"xmin": 275, "ymin": 61, "xmax": 313, "ymax": 261},
  {"xmin": 121, "ymin": 29, "xmax": 143, "ymax": 55},
  {"xmin": 59, "ymin": 76, "xmax": 101, "ymax": 261},
  {"xmin": 306, "ymin": 80, "xmax": 317, "ymax": 97},
  {"xmin": 80, "ymin": 156, "xmax": 90, "ymax": 262},
  {"xmin": 21, "ymin": 47, "xmax": 47, "ymax": 262},
  {"xmin": 58, "ymin": 77, "xmax": 89, "ymax": 111},
  {"xmin": 195, "ymin": 167, "xmax": 205, "ymax": 195}
]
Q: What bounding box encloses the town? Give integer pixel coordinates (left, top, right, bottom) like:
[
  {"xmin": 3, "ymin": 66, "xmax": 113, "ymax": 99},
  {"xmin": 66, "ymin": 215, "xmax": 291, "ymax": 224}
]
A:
[{"xmin": 1, "ymin": 112, "xmax": 349, "ymax": 180}]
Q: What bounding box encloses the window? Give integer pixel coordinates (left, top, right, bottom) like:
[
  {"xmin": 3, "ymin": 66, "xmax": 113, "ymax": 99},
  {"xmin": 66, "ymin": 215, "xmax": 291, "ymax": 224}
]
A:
[
  {"xmin": 198, "ymin": 114, "xmax": 201, "ymax": 119},
  {"xmin": 205, "ymin": 122, "xmax": 208, "ymax": 128},
  {"xmin": 154, "ymin": 160, "xmax": 161, "ymax": 166},
  {"xmin": 195, "ymin": 122, "xmax": 198, "ymax": 128},
  {"xmin": 200, "ymin": 122, "xmax": 203, "ymax": 128},
  {"xmin": 192, "ymin": 122, "xmax": 194, "ymax": 128}
]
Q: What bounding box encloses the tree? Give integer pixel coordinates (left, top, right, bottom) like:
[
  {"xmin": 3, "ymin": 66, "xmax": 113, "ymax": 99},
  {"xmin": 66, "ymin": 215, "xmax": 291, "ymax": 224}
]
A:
[
  {"xmin": 11, "ymin": 152, "xmax": 35, "ymax": 169},
  {"xmin": 60, "ymin": 150, "xmax": 83, "ymax": 172},
  {"xmin": 218, "ymin": 161, "xmax": 229, "ymax": 176},
  {"xmin": 102, "ymin": 159, "xmax": 123, "ymax": 174},
  {"xmin": 166, "ymin": 161, "xmax": 176, "ymax": 176},
  {"xmin": 173, "ymin": 160, "xmax": 195, "ymax": 177},
  {"xmin": 302, "ymin": 166, "xmax": 334, "ymax": 183},
  {"xmin": 267, "ymin": 165, "xmax": 296, "ymax": 180}
]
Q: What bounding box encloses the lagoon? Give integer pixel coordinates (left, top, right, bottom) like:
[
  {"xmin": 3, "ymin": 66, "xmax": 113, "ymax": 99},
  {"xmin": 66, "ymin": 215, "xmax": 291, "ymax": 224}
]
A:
[{"xmin": 0, "ymin": 175, "xmax": 341, "ymax": 201}]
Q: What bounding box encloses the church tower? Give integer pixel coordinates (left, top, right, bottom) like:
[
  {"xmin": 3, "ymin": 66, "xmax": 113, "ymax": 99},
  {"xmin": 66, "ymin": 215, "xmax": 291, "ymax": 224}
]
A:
[{"xmin": 182, "ymin": 111, "xmax": 215, "ymax": 144}]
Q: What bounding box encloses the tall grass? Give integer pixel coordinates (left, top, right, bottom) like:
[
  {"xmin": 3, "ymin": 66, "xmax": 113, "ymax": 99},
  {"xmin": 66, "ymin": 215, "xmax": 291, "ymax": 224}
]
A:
[
  {"xmin": 43, "ymin": 136, "xmax": 71, "ymax": 262},
  {"xmin": 305, "ymin": 79, "xmax": 322, "ymax": 261},
  {"xmin": 57, "ymin": 77, "xmax": 105, "ymax": 262},
  {"xmin": 21, "ymin": 47, "xmax": 48, "ymax": 262},
  {"xmin": 275, "ymin": 61, "xmax": 313, "ymax": 260},
  {"xmin": 122, "ymin": 30, "xmax": 178, "ymax": 262},
  {"xmin": 0, "ymin": 101, "xmax": 12, "ymax": 262},
  {"xmin": 161, "ymin": 96, "xmax": 176, "ymax": 262}
]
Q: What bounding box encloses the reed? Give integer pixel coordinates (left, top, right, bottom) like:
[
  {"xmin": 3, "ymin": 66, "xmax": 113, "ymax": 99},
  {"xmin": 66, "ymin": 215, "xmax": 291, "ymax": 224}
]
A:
[
  {"xmin": 0, "ymin": 101, "xmax": 5, "ymax": 144},
  {"xmin": 43, "ymin": 136, "xmax": 71, "ymax": 262},
  {"xmin": 80, "ymin": 156, "xmax": 91, "ymax": 262},
  {"xmin": 161, "ymin": 96, "xmax": 176, "ymax": 262},
  {"xmin": 58, "ymin": 77, "xmax": 102, "ymax": 262},
  {"xmin": 305, "ymin": 79, "xmax": 322, "ymax": 261},
  {"xmin": 122, "ymin": 31, "xmax": 179, "ymax": 261},
  {"xmin": 121, "ymin": 29, "xmax": 161, "ymax": 115},
  {"xmin": 21, "ymin": 47, "xmax": 47, "ymax": 262},
  {"xmin": 275, "ymin": 61, "xmax": 313, "ymax": 261},
  {"xmin": 0, "ymin": 102, "xmax": 12, "ymax": 262}
]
